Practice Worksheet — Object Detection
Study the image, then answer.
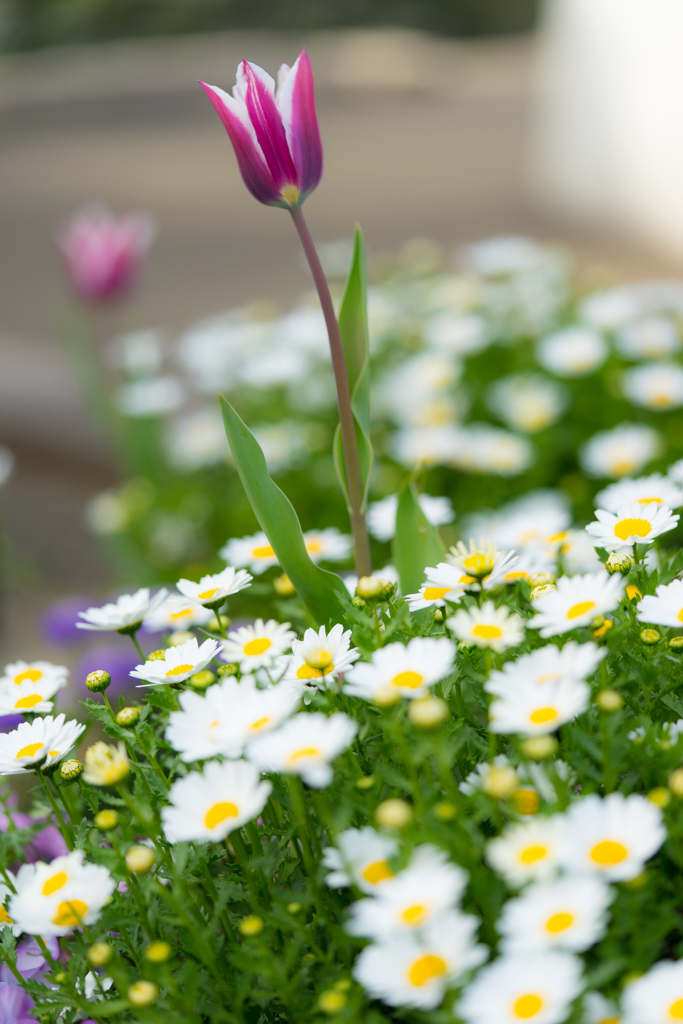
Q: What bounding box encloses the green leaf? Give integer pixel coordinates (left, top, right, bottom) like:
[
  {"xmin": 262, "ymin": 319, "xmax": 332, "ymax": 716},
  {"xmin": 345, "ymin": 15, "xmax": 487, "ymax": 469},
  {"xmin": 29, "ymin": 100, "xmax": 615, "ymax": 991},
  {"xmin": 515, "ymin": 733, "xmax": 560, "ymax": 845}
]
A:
[
  {"xmin": 333, "ymin": 226, "xmax": 374, "ymax": 510},
  {"xmin": 220, "ymin": 396, "xmax": 351, "ymax": 625},
  {"xmin": 393, "ymin": 481, "xmax": 445, "ymax": 598}
]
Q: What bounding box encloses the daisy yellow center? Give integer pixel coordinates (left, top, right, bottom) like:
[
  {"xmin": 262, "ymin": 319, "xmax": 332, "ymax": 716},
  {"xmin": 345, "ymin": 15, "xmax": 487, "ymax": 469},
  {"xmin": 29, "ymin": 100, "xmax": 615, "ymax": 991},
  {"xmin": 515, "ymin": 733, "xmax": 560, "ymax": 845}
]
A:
[
  {"xmin": 459, "ymin": 574, "xmax": 477, "ymax": 584},
  {"xmin": 248, "ymin": 716, "xmax": 272, "ymax": 733},
  {"xmin": 198, "ymin": 587, "xmax": 219, "ymax": 600},
  {"xmin": 626, "ymin": 585, "xmax": 642, "ymax": 599},
  {"xmin": 305, "ymin": 539, "xmax": 322, "ymax": 554},
  {"xmin": 252, "ymin": 545, "xmax": 276, "ymax": 558},
  {"xmin": 170, "ymin": 608, "xmax": 192, "ymax": 621},
  {"xmin": 677, "ymin": 607, "xmax": 683, "ymax": 623},
  {"xmin": 402, "ymin": 903, "xmax": 427, "ymax": 925},
  {"xmin": 545, "ymin": 911, "xmax": 574, "ymax": 933},
  {"xmin": 590, "ymin": 840, "xmax": 628, "ymax": 866},
  {"xmin": 423, "ymin": 587, "xmax": 451, "ymax": 600},
  {"xmin": 48, "ymin": 750, "xmax": 60, "ymax": 758},
  {"xmin": 668, "ymin": 1000, "xmax": 683, "ymax": 1020},
  {"xmin": 651, "ymin": 393, "xmax": 674, "ymax": 408},
  {"xmin": 362, "ymin": 860, "xmax": 393, "ymax": 885},
  {"xmin": 408, "ymin": 954, "xmax": 447, "ymax": 988},
  {"xmin": 472, "ymin": 624, "xmax": 502, "ymax": 639},
  {"xmin": 244, "ymin": 638, "xmax": 272, "ymax": 656},
  {"xmin": 15, "ymin": 694, "xmax": 44, "ymax": 709},
  {"xmin": 638, "ymin": 497, "xmax": 661, "ymax": 504},
  {"xmin": 297, "ymin": 662, "xmax": 335, "ymax": 680},
  {"xmin": 288, "ymin": 746, "xmax": 321, "ymax": 764},
  {"xmin": 14, "ymin": 669, "xmax": 42, "ymax": 685},
  {"xmin": 529, "ymin": 707, "xmax": 558, "ymax": 724},
  {"xmin": 537, "ymin": 673, "xmax": 561, "ymax": 683},
  {"xmin": 204, "ymin": 802, "xmax": 239, "ymax": 829},
  {"xmin": 166, "ymin": 664, "xmax": 195, "ymax": 678},
  {"xmin": 513, "ymin": 994, "xmax": 544, "ymax": 1019},
  {"xmin": 597, "ymin": 1018, "xmax": 619, "ymax": 1024},
  {"xmin": 613, "ymin": 459, "xmax": 637, "ymax": 475},
  {"xmin": 463, "ymin": 554, "xmax": 494, "ymax": 575},
  {"xmin": 0, "ymin": 906, "xmax": 13, "ymax": 924},
  {"xmin": 511, "ymin": 789, "xmax": 541, "ymax": 815},
  {"xmin": 391, "ymin": 670, "xmax": 425, "ymax": 690},
  {"xmin": 42, "ymin": 872, "xmax": 68, "ymax": 896},
  {"xmin": 504, "ymin": 572, "xmax": 528, "ymax": 581},
  {"xmin": 519, "ymin": 844, "xmax": 547, "ymax": 865},
  {"xmin": 53, "ymin": 900, "xmax": 87, "ymax": 927},
  {"xmin": 614, "ymin": 517, "xmax": 651, "ymax": 540},
  {"xmin": 16, "ymin": 743, "xmax": 43, "ymax": 760},
  {"xmin": 567, "ymin": 600, "xmax": 595, "ymax": 620}
]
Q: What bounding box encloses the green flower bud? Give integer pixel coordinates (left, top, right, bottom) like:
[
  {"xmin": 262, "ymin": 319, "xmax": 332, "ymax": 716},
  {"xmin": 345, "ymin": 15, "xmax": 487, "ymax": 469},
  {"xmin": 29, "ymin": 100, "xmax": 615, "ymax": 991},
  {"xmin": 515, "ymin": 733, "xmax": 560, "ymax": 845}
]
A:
[
  {"xmin": 640, "ymin": 629, "xmax": 661, "ymax": 645},
  {"xmin": 60, "ymin": 759, "xmax": 83, "ymax": 783},
  {"xmin": 208, "ymin": 614, "xmax": 231, "ymax": 632},
  {"xmin": 85, "ymin": 670, "xmax": 111, "ymax": 693},
  {"xmin": 189, "ymin": 670, "xmax": 216, "ymax": 690},
  {"xmin": 87, "ymin": 942, "xmax": 112, "ymax": 966},
  {"xmin": 596, "ymin": 690, "xmax": 623, "ymax": 712},
  {"xmin": 355, "ymin": 576, "xmax": 395, "ymax": 601},
  {"xmin": 605, "ymin": 552, "xmax": 635, "ymax": 576},
  {"xmin": 239, "ymin": 915, "xmax": 263, "ymax": 936},
  {"xmin": 521, "ymin": 736, "xmax": 558, "ymax": 760},
  {"xmin": 128, "ymin": 981, "xmax": 158, "ymax": 1007},
  {"xmin": 115, "ymin": 706, "xmax": 140, "ymax": 726},
  {"xmin": 670, "ymin": 636, "xmax": 683, "ymax": 651},
  {"xmin": 147, "ymin": 650, "xmax": 166, "ymax": 662},
  {"xmin": 217, "ymin": 664, "xmax": 238, "ymax": 677},
  {"xmin": 145, "ymin": 940, "xmax": 172, "ymax": 963},
  {"xmin": 94, "ymin": 809, "xmax": 119, "ymax": 831}
]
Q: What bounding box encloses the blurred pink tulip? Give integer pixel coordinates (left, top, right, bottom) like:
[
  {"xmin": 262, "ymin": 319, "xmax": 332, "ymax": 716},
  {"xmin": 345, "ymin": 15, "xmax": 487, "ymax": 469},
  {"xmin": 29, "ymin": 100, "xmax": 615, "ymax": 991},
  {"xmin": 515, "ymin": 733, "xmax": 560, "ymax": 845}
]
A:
[
  {"xmin": 57, "ymin": 204, "xmax": 155, "ymax": 304},
  {"xmin": 201, "ymin": 49, "xmax": 323, "ymax": 209}
]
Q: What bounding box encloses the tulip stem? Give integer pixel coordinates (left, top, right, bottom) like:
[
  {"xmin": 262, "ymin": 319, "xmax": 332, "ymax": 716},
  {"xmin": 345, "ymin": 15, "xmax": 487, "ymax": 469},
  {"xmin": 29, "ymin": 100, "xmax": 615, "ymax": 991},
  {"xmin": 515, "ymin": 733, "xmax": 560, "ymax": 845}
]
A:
[{"xmin": 290, "ymin": 206, "xmax": 371, "ymax": 578}]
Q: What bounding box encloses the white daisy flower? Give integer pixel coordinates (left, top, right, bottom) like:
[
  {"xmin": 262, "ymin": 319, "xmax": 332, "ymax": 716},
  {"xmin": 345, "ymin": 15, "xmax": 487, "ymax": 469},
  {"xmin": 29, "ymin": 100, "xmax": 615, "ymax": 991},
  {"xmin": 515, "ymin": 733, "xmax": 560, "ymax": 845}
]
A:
[
  {"xmin": 557, "ymin": 793, "xmax": 665, "ymax": 882},
  {"xmin": 161, "ymin": 760, "xmax": 271, "ymax": 844},
  {"xmin": 529, "ymin": 571, "xmax": 624, "ymax": 638},
  {"xmin": 580, "ymin": 423, "xmax": 661, "ymax": 479},
  {"xmin": 0, "ymin": 678, "xmax": 58, "ymax": 715},
  {"xmin": 485, "ymin": 642, "xmax": 605, "ymax": 697},
  {"xmin": 130, "ymin": 636, "xmax": 221, "ymax": 687},
  {"xmin": 465, "ymin": 491, "xmax": 571, "ymax": 553},
  {"xmin": 498, "ymin": 875, "xmax": 613, "ymax": 953},
  {"xmin": 622, "ymin": 959, "xmax": 683, "ymax": 1024},
  {"xmin": 0, "ymin": 877, "xmax": 21, "ymax": 935},
  {"xmin": 536, "ymin": 326, "xmax": 608, "ymax": 378},
  {"xmin": 406, "ymin": 563, "xmax": 468, "ymax": 611},
  {"xmin": 302, "ymin": 528, "xmax": 352, "ymax": 563},
  {"xmin": 668, "ymin": 458, "xmax": 683, "ymax": 485},
  {"xmin": 77, "ymin": 587, "xmax": 168, "ymax": 632},
  {"xmin": 447, "ymin": 601, "xmax": 524, "ymax": 653},
  {"xmin": 488, "ymin": 374, "xmax": 569, "ymax": 433},
  {"xmin": 392, "ymin": 425, "xmax": 465, "ymax": 468},
  {"xmin": 353, "ymin": 913, "xmax": 488, "ymax": 1011},
  {"xmin": 622, "ymin": 362, "xmax": 683, "ymax": 411},
  {"xmin": 586, "ymin": 503, "xmax": 679, "ymax": 551},
  {"xmin": 424, "ymin": 309, "xmax": 490, "ymax": 356},
  {"xmin": 247, "ymin": 711, "xmax": 357, "ymax": 788},
  {"xmin": 489, "ymin": 678, "xmax": 590, "ymax": 736},
  {"xmin": 458, "ymin": 950, "xmax": 583, "ymax": 1024},
  {"xmin": 343, "ymin": 637, "xmax": 455, "ymax": 702},
  {"xmin": 367, "ymin": 494, "xmax": 455, "ymax": 543},
  {"xmin": 582, "ymin": 991, "xmax": 621, "ymax": 1024},
  {"xmin": 595, "ymin": 474, "xmax": 683, "ymax": 513},
  {"xmin": 221, "ymin": 619, "xmax": 296, "ymax": 671},
  {"xmin": 175, "ymin": 567, "xmax": 252, "ymax": 610},
  {"xmin": 342, "ymin": 564, "xmax": 398, "ymax": 597},
  {"xmin": 1, "ymin": 660, "xmax": 68, "ymax": 691},
  {"xmin": 637, "ymin": 578, "xmax": 683, "ymax": 628},
  {"xmin": 280, "ymin": 624, "xmax": 359, "ymax": 684},
  {"xmin": 165, "ymin": 674, "xmax": 302, "ymax": 762},
  {"xmin": 323, "ymin": 827, "xmax": 398, "ymax": 893},
  {"xmin": 483, "ymin": 551, "xmax": 541, "ymax": 590},
  {"xmin": 560, "ymin": 530, "xmax": 601, "ymax": 574},
  {"xmin": 446, "ymin": 540, "xmax": 520, "ymax": 584},
  {"xmin": 0, "ymin": 714, "xmax": 85, "ymax": 776},
  {"xmin": 143, "ymin": 596, "xmax": 213, "ymax": 632},
  {"xmin": 9, "ymin": 851, "xmax": 115, "ymax": 936},
  {"xmin": 616, "ymin": 315, "xmax": 680, "ymax": 358},
  {"xmin": 219, "ymin": 531, "xmax": 280, "ymax": 575},
  {"xmin": 454, "ymin": 424, "xmax": 534, "ymax": 477},
  {"xmin": 346, "ymin": 845, "xmax": 469, "ymax": 940},
  {"xmin": 580, "ymin": 286, "xmax": 639, "ymax": 330},
  {"xmin": 486, "ymin": 817, "xmax": 567, "ymax": 886}
]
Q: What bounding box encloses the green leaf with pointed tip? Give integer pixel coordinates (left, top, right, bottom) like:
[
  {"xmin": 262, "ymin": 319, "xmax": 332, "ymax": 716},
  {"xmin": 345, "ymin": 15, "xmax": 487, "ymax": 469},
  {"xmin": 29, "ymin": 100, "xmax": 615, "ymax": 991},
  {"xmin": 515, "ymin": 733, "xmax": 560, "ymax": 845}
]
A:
[
  {"xmin": 220, "ymin": 396, "xmax": 351, "ymax": 625},
  {"xmin": 393, "ymin": 482, "xmax": 445, "ymax": 598},
  {"xmin": 333, "ymin": 226, "xmax": 373, "ymax": 510}
]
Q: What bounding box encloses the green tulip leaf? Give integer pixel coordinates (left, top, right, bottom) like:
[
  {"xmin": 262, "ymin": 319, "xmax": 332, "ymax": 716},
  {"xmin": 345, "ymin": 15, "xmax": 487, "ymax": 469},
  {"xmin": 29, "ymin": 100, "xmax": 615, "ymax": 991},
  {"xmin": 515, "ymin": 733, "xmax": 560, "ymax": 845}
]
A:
[{"xmin": 393, "ymin": 481, "xmax": 445, "ymax": 598}]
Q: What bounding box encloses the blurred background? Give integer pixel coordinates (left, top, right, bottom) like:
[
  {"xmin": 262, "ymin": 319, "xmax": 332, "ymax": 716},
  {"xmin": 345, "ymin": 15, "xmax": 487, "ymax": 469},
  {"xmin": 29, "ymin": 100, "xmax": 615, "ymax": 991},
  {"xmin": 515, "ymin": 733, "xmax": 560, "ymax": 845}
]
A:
[{"xmin": 2, "ymin": 0, "xmax": 683, "ymax": 708}]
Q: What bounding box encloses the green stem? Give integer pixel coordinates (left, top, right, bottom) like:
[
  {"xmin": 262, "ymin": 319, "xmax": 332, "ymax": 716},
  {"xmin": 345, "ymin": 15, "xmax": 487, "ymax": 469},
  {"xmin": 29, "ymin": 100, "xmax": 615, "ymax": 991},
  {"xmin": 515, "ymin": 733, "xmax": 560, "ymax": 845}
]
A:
[
  {"xmin": 0, "ymin": 949, "xmax": 24, "ymax": 984},
  {"xmin": 286, "ymin": 775, "xmax": 318, "ymax": 875},
  {"xmin": 38, "ymin": 773, "xmax": 74, "ymax": 850},
  {"xmin": 230, "ymin": 830, "xmax": 264, "ymax": 907}
]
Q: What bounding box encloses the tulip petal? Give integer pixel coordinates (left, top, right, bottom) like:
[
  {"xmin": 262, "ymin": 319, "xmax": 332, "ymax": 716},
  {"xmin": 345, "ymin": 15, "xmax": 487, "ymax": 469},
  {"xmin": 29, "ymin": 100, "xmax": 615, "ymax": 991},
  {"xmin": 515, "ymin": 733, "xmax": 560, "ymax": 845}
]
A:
[
  {"xmin": 277, "ymin": 49, "xmax": 323, "ymax": 201},
  {"xmin": 241, "ymin": 61, "xmax": 297, "ymax": 196},
  {"xmin": 200, "ymin": 81, "xmax": 282, "ymax": 206}
]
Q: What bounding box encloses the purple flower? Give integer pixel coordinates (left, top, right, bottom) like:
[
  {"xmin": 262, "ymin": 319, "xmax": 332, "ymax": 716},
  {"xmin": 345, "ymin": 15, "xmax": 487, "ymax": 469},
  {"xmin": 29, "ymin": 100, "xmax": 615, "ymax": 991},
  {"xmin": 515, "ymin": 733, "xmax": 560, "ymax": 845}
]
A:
[
  {"xmin": 0, "ymin": 937, "xmax": 59, "ymax": 986},
  {"xmin": 0, "ymin": 715, "xmax": 23, "ymax": 734},
  {"xmin": 201, "ymin": 50, "xmax": 322, "ymax": 209},
  {"xmin": 0, "ymin": 803, "xmax": 68, "ymax": 865},
  {"xmin": 0, "ymin": 983, "xmax": 35, "ymax": 1024},
  {"xmin": 41, "ymin": 596, "xmax": 95, "ymax": 645}
]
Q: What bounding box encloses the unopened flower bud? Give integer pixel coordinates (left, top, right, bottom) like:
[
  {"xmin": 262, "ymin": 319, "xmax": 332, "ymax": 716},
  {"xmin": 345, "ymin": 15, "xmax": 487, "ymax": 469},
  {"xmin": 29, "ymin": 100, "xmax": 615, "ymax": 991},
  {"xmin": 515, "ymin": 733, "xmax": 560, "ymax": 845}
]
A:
[
  {"xmin": 375, "ymin": 799, "xmax": 412, "ymax": 829},
  {"xmin": 239, "ymin": 915, "xmax": 263, "ymax": 936},
  {"xmin": 641, "ymin": 629, "xmax": 661, "ymax": 645},
  {"xmin": 189, "ymin": 670, "xmax": 215, "ymax": 690},
  {"xmin": 319, "ymin": 991, "xmax": 346, "ymax": 1014},
  {"xmin": 95, "ymin": 809, "xmax": 119, "ymax": 831},
  {"xmin": 356, "ymin": 576, "xmax": 395, "ymax": 601},
  {"xmin": 145, "ymin": 940, "xmax": 172, "ymax": 963},
  {"xmin": 510, "ymin": 788, "xmax": 540, "ymax": 815},
  {"xmin": 169, "ymin": 630, "xmax": 194, "ymax": 646},
  {"xmin": 483, "ymin": 765, "xmax": 519, "ymax": 800},
  {"xmin": 433, "ymin": 801, "xmax": 456, "ymax": 821},
  {"xmin": 287, "ymin": 902, "xmax": 302, "ymax": 914},
  {"xmin": 83, "ymin": 741, "xmax": 129, "ymax": 786},
  {"xmin": 605, "ymin": 552, "xmax": 635, "ymax": 576},
  {"xmin": 530, "ymin": 584, "xmax": 556, "ymax": 601},
  {"xmin": 304, "ymin": 650, "xmax": 334, "ymax": 672},
  {"xmin": 351, "ymin": 595, "xmax": 368, "ymax": 611},
  {"xmin": 648, "ymin": 787, "xmax": 670, "ymax": 808},
  {"xmin": 670, "ymin": 768, "xmax": 683, "ymax": 797},
  {"xmin": 115, "ymin": 706, "xmax": 140, "ymax": 726},
  {"xmin": 408, "ymin": 696, "xmax": 449, "ymax": 729},
  {"xmin": 126, "ymin": 845, "xmax": 156, "ymax": 875},
  {"xmin": 623, "ymin": 874, "xmax": 648, "ymax": 892},
  {"xmin": 373, "ymin": 685, "xmax": 401, "ymax": 707},
  {"xmin": 208, "ymin": 614, "xmax": 231, "ymax": 632},
  {"xmin": 527, "ymin": 571, "xmax": 555, "ymax": 588},
  {"xmin": 60, "ymin": 759, "xmax": 83, "ymax": 783},
  {"xmin": 147, "ymin": 650, "xmax": 166, "ymax": 662},
  {"xmin": 597, "ymin": 690, "xmax": 623, "ymax": 712},
  {"xmin": 521, "ymin": 736, "xmax": 558, "ymax": 760},
  {"xmin": 355, "ymin": 775, "xmax": 374, "ymax": 790},
  {"xmin": 128, "ymin": 981, "xmax": 158, "ymax": 1007},
  {"xmin": 85, "ymin": 670, "xmax": 110, "ymax": 693},
  {"xmin": 274, "ymin": 573, "xmax": 295, "ymax": 596},
  {"xmin": 87, "ymin": 942, "xmax": 112, "ymax": 966},
  {"xmin": 53, "ymin": 972, "xmax": 66, "ymax": 984},
  {"xmin": 669, "ymin": 636, "xmax": 683, "ymax": 651},
  {"xmin": 217, "ymin": 664, "xmax": 238, "ymax": 676},
  {"xmin": 433, "ymin": 608, "xmax": 444, "ymax": 623}
]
